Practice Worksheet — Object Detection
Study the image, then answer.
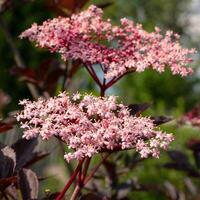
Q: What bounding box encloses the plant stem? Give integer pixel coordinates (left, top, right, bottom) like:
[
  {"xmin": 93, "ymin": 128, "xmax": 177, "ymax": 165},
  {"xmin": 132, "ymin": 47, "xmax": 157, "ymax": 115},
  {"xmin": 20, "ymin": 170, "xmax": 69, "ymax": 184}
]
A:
[
  {"xmin": 69, "ymin": 157, "xmax": 91, "ymax": 200},
  {"xmin": 56, "ymin": 159, "xmax": 84, "ymax": 200},
  {"xmin": 105, "ymin": 70, "xmax": 134, "ymax": 89},
  {"xmin": 81, "ymin": 157, "xmax": 91, "ymax": 182},
  {"xmin": 83, "ymin": 153, "xmax": 110, "ymax": 186},
  {"xmin": 85, "ymin": 64, "xmax": 102, "ymax": 87},
  {"xmin": 100, "ymin": 87, "xmax": 105, "ymax": 97},
  {"xmin": 70, "ymin": 185, "xmax": 81, "ymax": 200},
  {"xmin": 69, "ymin": 154, "xmax": 110, "ymax": 200},
  {"xmin": 62, "ymin": 63, "xmax": 68, "ymax": 91}
]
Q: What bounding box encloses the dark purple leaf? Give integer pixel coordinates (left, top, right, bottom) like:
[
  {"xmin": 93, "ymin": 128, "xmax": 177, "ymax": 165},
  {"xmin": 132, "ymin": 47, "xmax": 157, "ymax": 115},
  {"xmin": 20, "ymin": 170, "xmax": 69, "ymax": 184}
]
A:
[
  {"xmin": 164, "ymin": 162, "xmax": 200, "ymax": 178},
  {"xmin": 151, "ymin": 116, "xmax": 172, "ymax": 126},
  {"xmin": 0, "ymin": 0, "xmax": 11, "ymax": 13},
  {"xmin": 10, "ymin": 66, "xmax": 36, "ymax": 82},
  {"xmin": 163, "ymin": 162, "xmax": 185, "ymax": 170},
  {"xmin": 0, "ymin": 146, "xmax": 16, "ymax": 178},
  {"xmin": 187, "ymin": 138, "xmax": 200, "ymax": 151},
  {"xmin": 193, "ymin": 151, "xmax": 200, "ymax": 169},
  {"xmin": 18, "ymin": 168, "xmax": 39, "ymax": 200},
  {"xmin": 11, "ymin": 59, "xmax": 64, "ymax": 93},
  {"xmin": 24, "ymin": 152, "xmax": 50, "ymax": 168},
  {"xmin": 128, "ymin": 103, "xmax": 150, "ymax": 116},
  {"xmin": 35, "ymin": 59, "xmax": 64, "ymax": 93},
  {"xmin": 0, "ymin": 122, "xmax": 13, "ymax": 133},
  {"xmin": 164, "ymin": 150, "xmax": 200, "ymax": 177},
  {"xmin": 0, "ymin": 176, "xmax": 17, "ymax": 190},
  {"xmin": 96, "ymin": 2, "xmax": 113, "ymax": 9},
  {"xmin": 12, "ymin": 138, "xmax": 38, "ymax": 171},
  {"xmin": 25, "ymin": 59, "xmax": 63, "ymax": 94},
  {"xmin": 46, "ymin": 0, "xmax": 89, "ymax": 16},
  {"xmin": 167, "ymin": 150, "xmax": 192, "ymax": 170},
  {"xmin": 186, "ymin": 138, "xmax": 200, "ymax": 168}
]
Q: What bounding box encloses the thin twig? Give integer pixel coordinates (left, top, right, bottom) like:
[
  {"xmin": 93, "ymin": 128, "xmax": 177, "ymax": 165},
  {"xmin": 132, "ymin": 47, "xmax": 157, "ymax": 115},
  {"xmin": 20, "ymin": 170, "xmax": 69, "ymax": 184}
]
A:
[
  {"xmin": 88, "ymin": 64, "xmax": 102, "ymax": 85},
  {"xmin": 105, "ymin": 70, "xmax": 135, "ymax": 89},
  {"xmin": 85, "ymin": 64, "xmax": 102, "ymax": 87}
]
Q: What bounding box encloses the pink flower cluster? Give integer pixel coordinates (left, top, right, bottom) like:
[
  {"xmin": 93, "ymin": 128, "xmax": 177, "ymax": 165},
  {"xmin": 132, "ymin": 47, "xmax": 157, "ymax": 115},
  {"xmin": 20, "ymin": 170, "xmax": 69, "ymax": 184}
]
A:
[
  {"xmin": 20, "ymin": 5, "xmax": 195, "ymax": 79},
  {"xmin": 16, "ymin": 92, "xmax": 174, "ymax": 162}
]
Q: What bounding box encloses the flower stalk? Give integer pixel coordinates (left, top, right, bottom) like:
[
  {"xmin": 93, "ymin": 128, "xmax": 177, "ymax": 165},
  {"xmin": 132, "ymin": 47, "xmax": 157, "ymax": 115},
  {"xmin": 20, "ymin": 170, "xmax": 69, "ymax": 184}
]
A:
[{"xmin": 56, "ymin": 159, "xmax": 84, "ymax": 200}]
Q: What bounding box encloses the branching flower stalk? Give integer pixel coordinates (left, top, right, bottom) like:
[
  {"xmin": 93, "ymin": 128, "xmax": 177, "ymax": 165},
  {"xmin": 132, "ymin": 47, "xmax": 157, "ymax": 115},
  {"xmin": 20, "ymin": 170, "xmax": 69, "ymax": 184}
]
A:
[{"xmin": 17, "ymin": 5, "xmax": 195, "ymax": 199}]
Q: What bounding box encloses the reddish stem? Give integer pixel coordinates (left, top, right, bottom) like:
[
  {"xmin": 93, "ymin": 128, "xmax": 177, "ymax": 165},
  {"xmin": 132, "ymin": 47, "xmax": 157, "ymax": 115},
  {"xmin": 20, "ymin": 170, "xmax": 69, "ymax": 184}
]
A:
[
  {"xmin": 69, "ymin": 154, "xmax": 110, "ymax": 200},
  {"xmin": 100, "ymin": 87, "xmax": 105, "ymax": 97},
  {"xmin": 70, "ymin": 185, "xmax": 81, "ymax": 200},
  {"xmin": 83, "ymin": 153, "xmax": 110, "ymax": 185},
  {"xmin": 85, "ymin": 64, "xmax": 102, "ymax": 87},
  {"xmin": 78, "ymin": 164, "xmax": 82, "ymax": 186},
  {"xmin": 81, "ymin": 157, "xmax": 91, "ymax": 182},
  {"xmin": 56, "ymin": 159, "xmax": 84, "ymax": 200},
  {"xmin": 105, "ymin": 70, "xmax": 134, "ymax": 89}
]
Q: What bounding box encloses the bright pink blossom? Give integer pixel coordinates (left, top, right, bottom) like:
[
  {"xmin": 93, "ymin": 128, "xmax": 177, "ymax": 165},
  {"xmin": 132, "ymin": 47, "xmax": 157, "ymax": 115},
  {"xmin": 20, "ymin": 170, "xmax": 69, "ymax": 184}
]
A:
[
  {"xmin": 16, "ymin": 93, "xmax": 174, "ymax": 162},
  {"xmin": 20, "ymin": 5, "xmax": 195, "ymax": 79}
]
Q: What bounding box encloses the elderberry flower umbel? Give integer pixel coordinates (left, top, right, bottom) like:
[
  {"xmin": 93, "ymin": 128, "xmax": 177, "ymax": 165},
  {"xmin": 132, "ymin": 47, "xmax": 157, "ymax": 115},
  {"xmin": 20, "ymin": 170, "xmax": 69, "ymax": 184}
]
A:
[
  {"xmin": 20, "ymin": 5, "xmax": 195, "ymax": 79},
  {"xmin": 16, "ymin": 93, "xmax": 174, "ymax": 162}
]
